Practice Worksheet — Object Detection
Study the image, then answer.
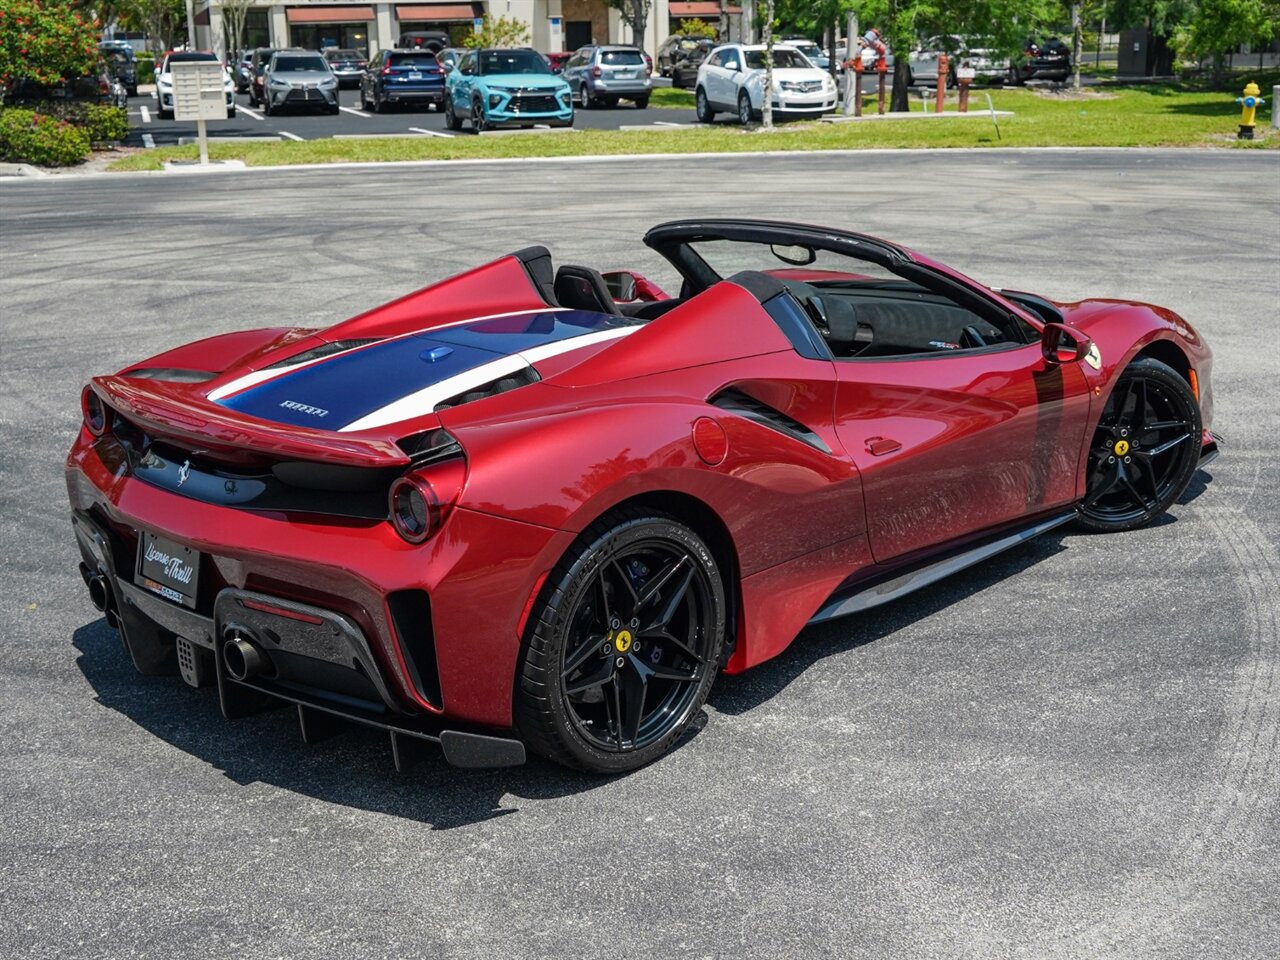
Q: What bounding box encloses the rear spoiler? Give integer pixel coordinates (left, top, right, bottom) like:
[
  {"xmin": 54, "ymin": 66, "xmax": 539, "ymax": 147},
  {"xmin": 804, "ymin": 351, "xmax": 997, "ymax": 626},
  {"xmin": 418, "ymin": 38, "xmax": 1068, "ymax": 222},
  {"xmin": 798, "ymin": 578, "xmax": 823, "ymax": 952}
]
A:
[{"xmin": 92, "ymin": 375, "xmax": 414, "ymax": 468}]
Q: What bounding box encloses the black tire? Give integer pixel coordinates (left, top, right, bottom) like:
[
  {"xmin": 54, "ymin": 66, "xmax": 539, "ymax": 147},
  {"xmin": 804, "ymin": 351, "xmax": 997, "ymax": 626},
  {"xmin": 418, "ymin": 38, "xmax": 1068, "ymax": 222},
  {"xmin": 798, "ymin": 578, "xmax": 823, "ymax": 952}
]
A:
[
  {"xmin": 444, "ymin": 94, "xmax": 463, "ymax": 130},
  {"xmin": 514, "ymin": 509, "xmax": 726, "ymax": 774},
  {"xmin": 128, "ymin": 85, "xmax": 138, "ymax": 97},
  {"xmin": 227, "ymin": 107, "xmax": 236, "ymax": 119},
  {"xmin": 695, "ymin": 86, "xmax": 715, "ymax": 123},
  {"xmin": 359, "ymin": 88, "xmax": 369, "ymax": 111},
  {"xmin": 158, "ymin": 107, "xmax": 172, "ymax": 120},
  {"xmin": 737, "ymin": 91, "xmax": 753, "ymax": 125},
  {"xmin": 248, "ymin": 91, "xmax": 258, "ymax": 107},
  {"xmin": 327, "ymin": 103, "xmax": 339, "ymax": 115},
  {"xmin": 1077, "ymin": 357, "xmax": 1202, "ymax": 533},
  {"xmin": 604, "ymin": 95, "xmax": 620, "ymax": 108},
  {"xmin": 261, "ymin": 95, "xmax": 271, "ymax": 116},
  {"xmin": 372, "ymin": 92, "xmax": 384, "ymax": 113},
  {"xmin": 471, "ymin": 98, "xmax": 488, "ymax": 132},
  {"xmin": 633, "ymin": 94, "xmax": 649, "ymax": 109}
]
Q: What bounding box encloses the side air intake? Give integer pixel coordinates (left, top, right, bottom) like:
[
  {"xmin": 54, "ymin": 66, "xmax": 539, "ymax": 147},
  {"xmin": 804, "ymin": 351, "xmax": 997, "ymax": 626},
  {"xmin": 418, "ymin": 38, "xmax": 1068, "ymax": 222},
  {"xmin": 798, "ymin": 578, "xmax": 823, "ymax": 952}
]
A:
[{"xmin": 709, "ymin": 388, "xmax": 832, "ymax": 454}]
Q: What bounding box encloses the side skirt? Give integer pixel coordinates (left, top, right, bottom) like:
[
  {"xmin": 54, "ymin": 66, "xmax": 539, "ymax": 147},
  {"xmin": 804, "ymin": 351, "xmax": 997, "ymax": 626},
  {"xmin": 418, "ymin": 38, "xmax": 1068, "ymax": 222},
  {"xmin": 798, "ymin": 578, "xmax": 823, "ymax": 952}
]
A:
[{"xmin": 809, "ymin": 511, "xmax": 1076, "ymax": 624}]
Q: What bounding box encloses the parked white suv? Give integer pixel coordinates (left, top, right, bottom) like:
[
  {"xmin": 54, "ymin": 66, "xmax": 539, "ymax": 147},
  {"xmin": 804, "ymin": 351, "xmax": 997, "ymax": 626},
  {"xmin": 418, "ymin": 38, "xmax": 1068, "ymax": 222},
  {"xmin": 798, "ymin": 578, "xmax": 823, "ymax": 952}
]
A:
[{"xmin": 695, "ymin": 43, "xmax": 837, "ymax": 125}]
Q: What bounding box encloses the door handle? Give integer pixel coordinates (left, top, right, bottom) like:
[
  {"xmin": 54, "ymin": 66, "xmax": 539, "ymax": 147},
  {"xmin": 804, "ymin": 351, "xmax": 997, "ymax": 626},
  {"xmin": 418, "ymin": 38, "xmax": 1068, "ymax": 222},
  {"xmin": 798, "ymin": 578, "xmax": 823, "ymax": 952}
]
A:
[{"xmin": 865, "ymin": 437, "xmax": 902, "ymax": 456}]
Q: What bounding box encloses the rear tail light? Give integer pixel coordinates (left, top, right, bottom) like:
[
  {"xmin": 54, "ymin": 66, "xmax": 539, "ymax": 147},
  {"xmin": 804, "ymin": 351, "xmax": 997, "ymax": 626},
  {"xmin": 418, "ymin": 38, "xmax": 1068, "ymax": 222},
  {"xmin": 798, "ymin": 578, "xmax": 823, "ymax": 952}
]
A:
[
  {"xmin": 591, "ymin": 66, "xmax": 602, "ymax": 78},
  {"xmin": 382, "ymin": 64, "xmax": 393, "ymax": 75},
  {"xmin": 388, "ymin": 457, "xmax": 466, "ymax": 544},
  {"xmin": 82, "ymin": 386, "xmax": 109, "ymax": 436}
]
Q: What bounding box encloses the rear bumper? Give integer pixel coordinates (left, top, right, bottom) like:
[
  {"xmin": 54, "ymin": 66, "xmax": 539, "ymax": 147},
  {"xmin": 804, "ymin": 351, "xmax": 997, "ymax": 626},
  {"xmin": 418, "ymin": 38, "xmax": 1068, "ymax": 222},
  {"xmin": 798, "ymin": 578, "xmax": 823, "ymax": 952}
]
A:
[
  {"xmin": 67, "ymin": 430, "xmax": 574, "ymax": 732},
  {"xmin": 71, "ymin": 509, "xmax": 527, "ymax": 768}
]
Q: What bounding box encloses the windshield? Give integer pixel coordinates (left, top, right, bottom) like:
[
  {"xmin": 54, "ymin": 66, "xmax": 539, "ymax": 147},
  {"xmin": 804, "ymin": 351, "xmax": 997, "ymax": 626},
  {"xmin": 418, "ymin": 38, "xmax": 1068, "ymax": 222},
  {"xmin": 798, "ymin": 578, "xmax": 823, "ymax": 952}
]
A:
[
  {"xmin": 743, "ymin": 49, "xmax": 811, "ymax": 70},
  {"xmin": 791, "ymin": 42, "xmax": 821, "ymax": 58},
  {"xmin": 601, "ymin": 50, "xmax": 644, "ymax": 65},
  {"xmin": 687, "ymin": 238, "xmax": 904, "ymax": 285},
  {"xmin": 388, "ymin": 53, "xmax": 439, "ymax": 67},
  {"xmin": 166, "ymin": 52, "xmax": 218, "ymax": 69},
  {"xmin": 326, "ymin": 49, "xmax": 362, "ymax": 59},
  {"xmin": 478, "ymin": 50, "xmax": 549, "ymax": 76},
  {"xmin": 274, "ymin": 55, "xmax": 328, "ymax": 72}
]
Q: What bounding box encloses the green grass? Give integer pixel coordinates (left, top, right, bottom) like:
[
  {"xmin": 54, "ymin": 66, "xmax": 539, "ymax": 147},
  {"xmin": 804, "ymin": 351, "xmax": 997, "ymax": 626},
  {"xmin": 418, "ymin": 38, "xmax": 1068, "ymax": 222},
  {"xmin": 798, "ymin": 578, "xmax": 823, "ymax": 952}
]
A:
[
  {"xmin": 108, "ymin": 82, "xmax": 1277, "ymax": 172},
  {"xmin": 649, "ymin": 87, "xmax": 695, "ymax": 109}
]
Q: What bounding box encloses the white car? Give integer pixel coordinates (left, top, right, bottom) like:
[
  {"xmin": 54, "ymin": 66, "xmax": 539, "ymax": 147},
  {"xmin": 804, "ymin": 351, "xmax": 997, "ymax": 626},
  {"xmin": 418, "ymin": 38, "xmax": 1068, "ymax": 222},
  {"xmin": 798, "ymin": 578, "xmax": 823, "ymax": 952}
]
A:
[
  {"xmin": 155, "ymin": 51, "xmax": 236, "ymax": 120},
  {"xmin": 907, "ymin": 35, "xmax": 1002, "ymax": 85},
  {"xmin": 695, "ymin": 43, "xmax": 838, "ymax": 125}
]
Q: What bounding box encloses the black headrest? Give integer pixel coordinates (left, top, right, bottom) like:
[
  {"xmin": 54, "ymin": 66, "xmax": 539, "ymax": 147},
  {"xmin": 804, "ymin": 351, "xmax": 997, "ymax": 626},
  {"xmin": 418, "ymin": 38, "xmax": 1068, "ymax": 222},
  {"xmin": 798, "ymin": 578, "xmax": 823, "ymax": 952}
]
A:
[{"xmin": 553, "ymin": 265, "xmax": 621, "ymax": 315}]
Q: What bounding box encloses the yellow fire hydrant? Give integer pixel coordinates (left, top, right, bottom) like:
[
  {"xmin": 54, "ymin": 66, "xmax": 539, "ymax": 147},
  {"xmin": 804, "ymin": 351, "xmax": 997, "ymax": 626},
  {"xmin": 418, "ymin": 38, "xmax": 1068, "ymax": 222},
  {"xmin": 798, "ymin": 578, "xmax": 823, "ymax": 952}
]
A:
[{"xmin": 1236, "ymin": 82, "xmax": 1265, "ymax": 140}]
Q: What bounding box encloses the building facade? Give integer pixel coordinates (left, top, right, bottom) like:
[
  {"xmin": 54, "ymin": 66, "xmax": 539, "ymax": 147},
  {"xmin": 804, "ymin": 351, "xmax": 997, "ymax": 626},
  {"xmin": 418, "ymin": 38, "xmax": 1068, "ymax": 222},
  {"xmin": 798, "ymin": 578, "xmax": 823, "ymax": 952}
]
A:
[{"xmin": 193, "ymin": 0, "xmax": 749, "ymax": 60}]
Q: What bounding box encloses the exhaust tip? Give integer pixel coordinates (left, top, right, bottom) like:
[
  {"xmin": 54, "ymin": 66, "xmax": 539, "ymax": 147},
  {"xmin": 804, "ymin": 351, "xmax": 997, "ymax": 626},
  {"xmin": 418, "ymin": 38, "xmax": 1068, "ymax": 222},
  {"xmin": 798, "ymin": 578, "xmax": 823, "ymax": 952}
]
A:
[
  {"xmin": 222, "ymin": 631, "xmax": 267, "ymax": 682},
  {"xmin": 87, "ymin": 575, "xmax": 109, "ymax": 612}
]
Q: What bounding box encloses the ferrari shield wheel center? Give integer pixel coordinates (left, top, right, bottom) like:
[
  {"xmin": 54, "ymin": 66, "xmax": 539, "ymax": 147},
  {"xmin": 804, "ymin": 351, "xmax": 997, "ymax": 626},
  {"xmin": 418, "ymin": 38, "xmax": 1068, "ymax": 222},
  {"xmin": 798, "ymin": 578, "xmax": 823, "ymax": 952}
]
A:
[
  {"xmin": 613, "ymin": 629, "xmax": 633, "ymax": 653},
  {"xmin": 1114, "ymin": 439, "xmax": 1130, "ymax": 456}
]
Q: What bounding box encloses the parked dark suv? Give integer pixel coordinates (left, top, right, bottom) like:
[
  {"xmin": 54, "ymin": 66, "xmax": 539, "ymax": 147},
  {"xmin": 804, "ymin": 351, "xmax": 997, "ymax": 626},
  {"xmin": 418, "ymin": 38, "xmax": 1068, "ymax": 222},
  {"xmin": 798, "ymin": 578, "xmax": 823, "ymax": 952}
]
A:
[
  {"xmin": 360, "ymin": 49, "xmax": 446, "ymax": 112},
  {"xmin": 1009, "ymin": 36, "xmax": 1071, "ymax": 84},
  {"xmin": 99, "ymin": 42, "xmax": 138, "ymax": 96}
]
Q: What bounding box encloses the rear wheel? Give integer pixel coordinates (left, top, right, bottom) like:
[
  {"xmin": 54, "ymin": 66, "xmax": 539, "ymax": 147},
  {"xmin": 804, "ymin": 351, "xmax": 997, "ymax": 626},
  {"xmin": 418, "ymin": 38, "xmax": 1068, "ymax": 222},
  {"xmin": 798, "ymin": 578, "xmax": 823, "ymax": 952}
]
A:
[
  {"xmin": 695, "ymin": 86, "xmax": 715, "ymax": 123},
  {"xmin": 633, "ymin": 94, "xmax": 650, "ymax": 109},
  {"xmin": 1077, "ymin": 357, "xmax": 1202, "ymax": 532},
  {"xmin": 515, "ymin": 510, "xmax": 726, "ymax": 774},
  {"xmin": 444, "ymin": 93, "xmax": 463, "ymax": 130}
]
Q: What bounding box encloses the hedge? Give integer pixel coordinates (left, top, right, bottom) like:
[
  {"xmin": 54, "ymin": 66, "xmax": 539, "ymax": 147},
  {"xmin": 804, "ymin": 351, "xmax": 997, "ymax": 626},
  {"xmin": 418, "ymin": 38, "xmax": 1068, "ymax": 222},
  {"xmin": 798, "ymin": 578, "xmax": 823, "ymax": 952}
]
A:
[{"xmin": 0, "ymin": 108, "xmax": 91, "ymax": 165}]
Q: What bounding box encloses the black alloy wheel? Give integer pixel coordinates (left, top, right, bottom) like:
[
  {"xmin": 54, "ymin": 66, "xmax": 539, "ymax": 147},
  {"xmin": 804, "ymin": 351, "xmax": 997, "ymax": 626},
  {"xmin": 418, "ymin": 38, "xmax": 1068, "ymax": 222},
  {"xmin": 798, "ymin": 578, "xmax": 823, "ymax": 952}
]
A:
[
  {"xmin": 515, "ymin": 510, "xmax": 726, "ymax": 773},
  {"xmin": 1077, "ymin": 357, "xmax": 1202, "ymax": 532},
  {"xmin": 471, "ymin": 98, "xmax": 488, "ymax": 132}
]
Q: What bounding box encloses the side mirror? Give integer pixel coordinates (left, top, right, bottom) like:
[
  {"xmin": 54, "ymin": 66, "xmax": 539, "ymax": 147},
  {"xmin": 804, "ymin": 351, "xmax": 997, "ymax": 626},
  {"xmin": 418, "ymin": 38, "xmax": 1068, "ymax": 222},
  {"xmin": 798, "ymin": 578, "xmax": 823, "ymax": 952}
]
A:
[
  {"xmin": 602, "ymin": 271, "xmax": 638, "ymax": 302},
  {"xmin": 1040, "ymin": 322, "xmax": 1092, "ymax": 365}
]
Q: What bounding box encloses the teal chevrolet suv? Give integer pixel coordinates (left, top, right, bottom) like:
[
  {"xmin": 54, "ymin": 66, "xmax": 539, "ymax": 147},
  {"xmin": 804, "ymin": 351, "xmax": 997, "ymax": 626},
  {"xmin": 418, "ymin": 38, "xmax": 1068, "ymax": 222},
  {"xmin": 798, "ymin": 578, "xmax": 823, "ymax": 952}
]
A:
[{"xmin": 444, "ymin": 47, "xmax": 573, "ymax": 132}]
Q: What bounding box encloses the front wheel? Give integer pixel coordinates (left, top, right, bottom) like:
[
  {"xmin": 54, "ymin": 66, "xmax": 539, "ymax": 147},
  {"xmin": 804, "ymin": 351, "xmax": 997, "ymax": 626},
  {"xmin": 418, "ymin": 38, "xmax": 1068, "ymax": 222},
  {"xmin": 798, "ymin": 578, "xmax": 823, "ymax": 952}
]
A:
[
  {"xmin": 514, "ymin": 510, "xmax": 727, "ymax": 774},
  {"xmin": 737, "ymin": 91, "xmax": 755, "ymax": 125},
  {"xmin": 1077, "ymin": 357, "xmax": 1202, "ymax": 532},
  {"xmin": 695, "ymin": 86, "xmax": 715, "ymax": 123},
  {"xmin": 471, "ymin": 98, "xmax": 488, "ymax": 132}
]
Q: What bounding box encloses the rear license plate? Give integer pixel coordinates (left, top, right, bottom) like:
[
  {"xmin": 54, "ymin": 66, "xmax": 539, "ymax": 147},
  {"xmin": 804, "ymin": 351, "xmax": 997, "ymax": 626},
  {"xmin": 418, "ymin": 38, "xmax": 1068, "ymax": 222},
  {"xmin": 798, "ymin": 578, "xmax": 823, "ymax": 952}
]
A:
[
  {"xmin": 136, "ymin": 531, "xmax": 199, "ymax": 608},
  {"xmin": 409, "ymin": 71, "xmax": 422, "ymax": 79},
  {"xmin": 616, "ymin": 71, "xmax": 636, "ymax": 79}
]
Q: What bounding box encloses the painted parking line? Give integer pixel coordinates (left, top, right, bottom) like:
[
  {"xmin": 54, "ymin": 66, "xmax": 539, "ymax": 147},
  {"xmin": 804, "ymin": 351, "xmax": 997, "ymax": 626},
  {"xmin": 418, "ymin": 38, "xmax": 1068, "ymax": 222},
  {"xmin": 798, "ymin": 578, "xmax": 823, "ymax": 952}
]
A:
[
  {"xmin": 652, "ymin": 120, "xmax": 680, "ymax": 126},
  {"xmin": 237, "ymin": 104, "xmax": 263, "ymax": 121},
  {"xmin": 339, "ymin": 106, "xmax": 369, "ymax": 118},
  {"xmin": 408, "ymin": 127, "xmax": 453, "ymax": 138},
  {"xmin": 279, "ymin": 131, "xmax": 304, "ymax": 141},
  {"xmin": 142, "ymin": 133, "xmax": 155, "ymax": 149},
  {"xmin": 139, "ymin": 105, "xmax": 152, "ymax": 123}
]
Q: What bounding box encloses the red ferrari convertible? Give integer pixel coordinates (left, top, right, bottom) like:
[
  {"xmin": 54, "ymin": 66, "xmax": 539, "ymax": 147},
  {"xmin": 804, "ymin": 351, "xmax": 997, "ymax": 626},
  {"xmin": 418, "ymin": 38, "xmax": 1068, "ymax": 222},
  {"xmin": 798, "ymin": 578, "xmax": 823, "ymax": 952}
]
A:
[{"xmin": 67, "ymin": 220, "xmax": 1217, "ymax": 773}]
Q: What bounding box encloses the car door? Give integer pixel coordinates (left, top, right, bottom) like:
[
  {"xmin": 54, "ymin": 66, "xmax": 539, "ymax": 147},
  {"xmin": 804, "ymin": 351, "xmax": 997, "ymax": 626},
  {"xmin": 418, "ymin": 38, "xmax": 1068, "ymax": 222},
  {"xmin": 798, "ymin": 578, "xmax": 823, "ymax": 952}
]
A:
[
  {"xmin": 832, "ymin": 330, "xmax": 1093, "ymax": 564},
  {"xmin": 452, "ymin": 51, "xmax": 476, "ymax": 108},
  {"xmin": 703, "ymin": 49, "xmax": 730, "ymax": 106},
  {"xmin": 716, "ymin": 47, "xmax": 743, "ymax": 106}
]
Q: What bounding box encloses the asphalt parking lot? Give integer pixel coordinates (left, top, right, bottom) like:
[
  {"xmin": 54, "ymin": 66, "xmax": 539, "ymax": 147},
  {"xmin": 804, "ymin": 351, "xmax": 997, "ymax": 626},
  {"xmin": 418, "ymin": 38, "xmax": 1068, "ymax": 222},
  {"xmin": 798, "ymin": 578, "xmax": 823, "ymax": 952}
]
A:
[
  {"xmin": 127, "ymin": 82, "xmax": 701, "ymax": 148},
  {"xmin": 2, "ymin": 149, "xmax": 1278, "ymax": 959}
]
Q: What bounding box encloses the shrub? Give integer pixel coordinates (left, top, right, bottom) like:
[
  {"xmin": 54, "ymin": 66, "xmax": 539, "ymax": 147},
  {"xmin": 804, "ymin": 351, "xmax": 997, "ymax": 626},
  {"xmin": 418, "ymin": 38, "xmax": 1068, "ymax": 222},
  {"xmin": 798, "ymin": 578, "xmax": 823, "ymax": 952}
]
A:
[
  {"xmin": 0, "ymin": 0, "xmax": 100, "ymax": 87},
  {"xmin": 83, "ymin": 103, "xmax": 127, "ymax": 142},
  {"xmin": 0, "ymin": 107, "xmax": 90, "ymax": 165},
  {"xmin": 136, "ymin": 57, "xmax": 154, "ymax": 84}
]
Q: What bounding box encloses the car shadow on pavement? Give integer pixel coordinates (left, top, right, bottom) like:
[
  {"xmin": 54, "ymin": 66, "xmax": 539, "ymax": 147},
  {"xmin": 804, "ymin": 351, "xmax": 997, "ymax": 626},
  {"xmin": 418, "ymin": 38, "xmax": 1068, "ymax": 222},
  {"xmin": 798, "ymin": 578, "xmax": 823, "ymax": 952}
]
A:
[
  {"xmin": 71, "ymin": 623, "xmax": 611, "ymax": 829},
  {"xmin": 709, "ymin": 532, "xmax": 1071, "ymax": 717}
]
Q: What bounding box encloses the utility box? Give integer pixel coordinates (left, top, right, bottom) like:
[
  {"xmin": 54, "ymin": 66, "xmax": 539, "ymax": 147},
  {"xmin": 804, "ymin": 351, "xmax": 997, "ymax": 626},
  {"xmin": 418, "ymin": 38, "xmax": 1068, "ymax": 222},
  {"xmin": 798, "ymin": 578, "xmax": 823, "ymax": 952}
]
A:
[
  {"xmin": 171, "ymin": 59, "xmax": 226, "ymax": 122},
  {"xmin": 1117, "ymin": 28, "xmax": 1174, "ymax": 77}
]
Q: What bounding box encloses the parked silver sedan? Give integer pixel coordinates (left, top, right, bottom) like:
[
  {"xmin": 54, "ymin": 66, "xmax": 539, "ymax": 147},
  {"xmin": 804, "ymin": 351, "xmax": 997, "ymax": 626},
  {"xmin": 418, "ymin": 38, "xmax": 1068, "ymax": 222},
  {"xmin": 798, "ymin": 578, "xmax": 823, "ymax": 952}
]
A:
[{"xmin": 262, "ymin": 50, "xmax": 340, "ymax": 115}]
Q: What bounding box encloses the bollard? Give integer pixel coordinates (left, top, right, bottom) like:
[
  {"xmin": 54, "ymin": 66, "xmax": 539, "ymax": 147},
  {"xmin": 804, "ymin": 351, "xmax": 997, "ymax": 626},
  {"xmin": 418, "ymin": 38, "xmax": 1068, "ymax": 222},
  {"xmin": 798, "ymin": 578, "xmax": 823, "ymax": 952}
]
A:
[
  {"xmin": 877, "ymin": 59, "xmax": 887, "ymax": 115},
  {"xmin": 852, "ymin": 56, "xmax": 864, "ymax": 117},
  {"xmin": 1273, "ymin": 85, "xmax": 1279, "ymax": 129},
  {"xmin": 1235, "ymin": 81, "xmax": 1264, "ymax": 139},
  {"xmin": 957, "ymin": 60, "xmax": 974, "ymax": 113},
  {"xmin": 936, "ymin": 54, "xmax": 948, "ymax": 113}
]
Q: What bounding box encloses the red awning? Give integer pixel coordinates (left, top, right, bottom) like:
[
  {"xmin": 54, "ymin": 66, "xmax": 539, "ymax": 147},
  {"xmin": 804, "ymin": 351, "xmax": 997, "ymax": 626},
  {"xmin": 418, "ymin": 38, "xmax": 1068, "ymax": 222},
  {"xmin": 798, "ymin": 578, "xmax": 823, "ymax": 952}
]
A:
[
  {"xmin": 669, "ymin": 2, "xmax": 742, "ymax": 15},
  {"xmin": 285, "ymin": 6, "xmax": 375, "ymax": 24},
  {"xmin": 396, "ymin": 4, "xmax": 478, "ymax": 20}
]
